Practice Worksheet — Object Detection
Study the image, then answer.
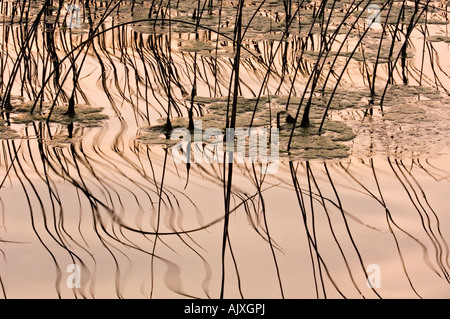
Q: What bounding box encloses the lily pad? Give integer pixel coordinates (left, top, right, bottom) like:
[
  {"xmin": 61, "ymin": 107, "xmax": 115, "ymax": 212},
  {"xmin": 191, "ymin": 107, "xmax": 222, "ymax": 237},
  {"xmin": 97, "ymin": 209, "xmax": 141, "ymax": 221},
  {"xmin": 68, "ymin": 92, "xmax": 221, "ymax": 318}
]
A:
[{"xmin": 10, "ymin": 102, "xmax": 108, "ymax": 126}]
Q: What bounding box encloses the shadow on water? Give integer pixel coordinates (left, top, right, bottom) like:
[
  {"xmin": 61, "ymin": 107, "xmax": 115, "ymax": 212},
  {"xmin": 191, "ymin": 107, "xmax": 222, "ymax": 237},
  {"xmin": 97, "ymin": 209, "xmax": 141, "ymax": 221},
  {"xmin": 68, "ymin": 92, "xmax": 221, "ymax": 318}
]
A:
[{"xmin": 0, "ymin": 0, "xmax": 449, "ymax": 298}]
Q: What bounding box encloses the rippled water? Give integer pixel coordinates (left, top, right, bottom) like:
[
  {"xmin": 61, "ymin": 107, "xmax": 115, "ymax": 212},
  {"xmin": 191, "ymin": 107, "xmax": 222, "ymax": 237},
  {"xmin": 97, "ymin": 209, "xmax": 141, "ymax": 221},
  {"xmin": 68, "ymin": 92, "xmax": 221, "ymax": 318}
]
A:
[{"xmin": 0, "ymin": 0, "xmax": 450, "ymax": 298}]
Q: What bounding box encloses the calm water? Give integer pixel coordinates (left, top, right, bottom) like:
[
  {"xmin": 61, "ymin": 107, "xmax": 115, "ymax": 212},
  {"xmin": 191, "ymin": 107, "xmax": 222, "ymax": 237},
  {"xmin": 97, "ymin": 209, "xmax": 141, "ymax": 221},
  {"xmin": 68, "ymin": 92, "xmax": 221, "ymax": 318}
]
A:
[{"xmin": 0, "ymin": 0, "xmax": 450, "ymax": 298}]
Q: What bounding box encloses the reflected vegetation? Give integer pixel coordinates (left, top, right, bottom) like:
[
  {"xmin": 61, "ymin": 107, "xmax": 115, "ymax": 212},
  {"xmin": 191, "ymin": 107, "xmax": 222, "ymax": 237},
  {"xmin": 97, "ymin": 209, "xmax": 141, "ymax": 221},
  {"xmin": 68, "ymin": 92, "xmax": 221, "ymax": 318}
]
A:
[{"xmin": 0, "ymin": 0, "xmax": 450, "ymax": 298}]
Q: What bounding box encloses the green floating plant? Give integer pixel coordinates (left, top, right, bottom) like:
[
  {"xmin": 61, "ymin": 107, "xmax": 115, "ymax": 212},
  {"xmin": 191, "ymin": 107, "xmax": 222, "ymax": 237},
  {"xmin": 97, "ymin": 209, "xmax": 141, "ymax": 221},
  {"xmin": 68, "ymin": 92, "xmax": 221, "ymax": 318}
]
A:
[
  {"xmin": 137, "ymin": 95, "xmax": 357, "ymax": 160},
  {"xmin": 0, "ymin": 119, "xmax": 19, "ymax": 140},
  {"xmin": 9, "ymin": 102, "xmax": 108, "ymax": 127}
]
